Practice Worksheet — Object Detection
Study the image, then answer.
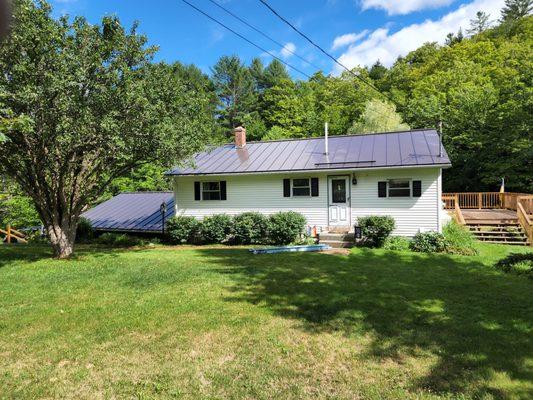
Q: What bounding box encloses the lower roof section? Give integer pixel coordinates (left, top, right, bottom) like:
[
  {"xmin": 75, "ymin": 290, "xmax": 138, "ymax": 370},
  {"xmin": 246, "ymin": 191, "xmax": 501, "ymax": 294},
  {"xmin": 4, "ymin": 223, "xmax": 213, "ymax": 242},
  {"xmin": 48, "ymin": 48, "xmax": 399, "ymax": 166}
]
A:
[{"xmin": 82, "ymin": 192, "xmax": 174, "ymax": 233}]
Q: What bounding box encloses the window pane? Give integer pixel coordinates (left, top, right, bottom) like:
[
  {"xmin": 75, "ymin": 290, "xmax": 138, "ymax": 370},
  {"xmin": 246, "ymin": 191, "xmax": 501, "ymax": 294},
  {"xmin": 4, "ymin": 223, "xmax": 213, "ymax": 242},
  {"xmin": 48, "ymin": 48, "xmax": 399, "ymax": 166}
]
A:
[
  {"xmin": 389, "ymin": 188, "xmax": 411, "ymax": 197},
  {"xmin": 332, "ymin": 179, "xmax": 346, "ymax": 203},
  {"xmin": 202, "ymin": 182, "xmax": 220, "ymax": 191},
  {"xmin": 293, "ymin": 187, "xmax": 310, "ymax": 196},
  {"xmin": 293, "ymin": 179, "xmax": 310, "ymax": 187},
  {"xmin": 203, "ymin": 191, "xmax": 221, "ymax": 200},
  {"xmin": 388, "ymin": 180, "xmax": 409, "ymax": 189}
]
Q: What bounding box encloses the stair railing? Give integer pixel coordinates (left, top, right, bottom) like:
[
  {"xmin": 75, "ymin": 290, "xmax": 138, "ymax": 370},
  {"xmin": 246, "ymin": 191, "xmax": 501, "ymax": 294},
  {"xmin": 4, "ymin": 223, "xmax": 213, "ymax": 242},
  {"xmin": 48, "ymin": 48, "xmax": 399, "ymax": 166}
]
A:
[{"xmin": 517, "ymin": 196, "xmax": 533, "ymax": 246}]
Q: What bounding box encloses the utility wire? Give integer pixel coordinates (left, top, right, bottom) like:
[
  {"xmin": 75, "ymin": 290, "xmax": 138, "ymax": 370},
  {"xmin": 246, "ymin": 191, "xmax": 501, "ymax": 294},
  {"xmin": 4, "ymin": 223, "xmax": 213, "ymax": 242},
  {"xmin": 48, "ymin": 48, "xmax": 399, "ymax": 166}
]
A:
[
  {"xmin": 180, "ymin": 0, "xmax": 312, "ymax": 79},
  {"xmin": 257, "ymin": 0, "xmax": 394, "ymax": 103},
  {"xmin": 206, "ymin": 0, "xmax": 322, "ymax": 71}
]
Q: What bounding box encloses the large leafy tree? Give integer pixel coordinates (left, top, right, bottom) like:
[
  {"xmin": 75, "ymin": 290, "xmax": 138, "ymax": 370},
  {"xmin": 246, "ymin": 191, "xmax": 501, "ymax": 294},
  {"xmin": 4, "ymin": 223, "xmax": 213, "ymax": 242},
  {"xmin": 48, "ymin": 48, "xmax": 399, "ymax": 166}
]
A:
[
  {"xmin": 382, "ymin": 16, "xmax": 532, "ymax": 192},
  {"xmin": 0, "ymin": 1, "xmax": 213, "ymax": 257},
  {"xmin": 348, "ymin": 99, "xmax": 409, "ymax": 135}
]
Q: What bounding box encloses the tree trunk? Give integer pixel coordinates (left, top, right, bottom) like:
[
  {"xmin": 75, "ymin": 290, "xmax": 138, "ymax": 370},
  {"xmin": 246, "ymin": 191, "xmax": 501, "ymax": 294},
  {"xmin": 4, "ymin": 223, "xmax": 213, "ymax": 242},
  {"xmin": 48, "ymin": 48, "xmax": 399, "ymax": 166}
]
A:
[{"xmin": 47, "ymin": 222, "xmax": 77, "ymax": 259}]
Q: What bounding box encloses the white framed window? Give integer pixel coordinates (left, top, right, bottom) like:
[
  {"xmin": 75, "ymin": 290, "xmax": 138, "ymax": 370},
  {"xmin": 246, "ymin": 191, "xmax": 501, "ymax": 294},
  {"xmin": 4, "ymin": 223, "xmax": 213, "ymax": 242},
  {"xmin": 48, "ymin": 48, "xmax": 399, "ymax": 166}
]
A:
[
  {"xmin": 202, "ymin": 181, "xmax": 221, "ymax": 200},
  {"xmin": 387, "ymin": 179, "xmax": 411, "ymax": 197},
  {"xmin": 292, "ymin": 178, "xmax": 311, "ymax": 196}
]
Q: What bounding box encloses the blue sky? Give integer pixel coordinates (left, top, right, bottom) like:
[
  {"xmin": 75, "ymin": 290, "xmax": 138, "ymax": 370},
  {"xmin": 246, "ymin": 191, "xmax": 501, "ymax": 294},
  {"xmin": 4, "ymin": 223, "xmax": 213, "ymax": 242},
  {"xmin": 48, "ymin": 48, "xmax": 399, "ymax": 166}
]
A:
[{"xmin": 51, "ymin": 0, "xmax": 505, "ymax": 78}]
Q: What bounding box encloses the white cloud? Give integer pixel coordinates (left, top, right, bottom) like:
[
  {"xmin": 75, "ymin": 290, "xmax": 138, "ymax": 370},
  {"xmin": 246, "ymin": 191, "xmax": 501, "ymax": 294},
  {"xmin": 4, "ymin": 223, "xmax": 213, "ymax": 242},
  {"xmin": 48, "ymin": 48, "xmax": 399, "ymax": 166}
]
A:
[
  {"xmin": 280, "ymin": 42, "xmax": 296, "ymax": 58},
  {"xmin": 360, "ymin": 0, "xmax": 455, "ymax": 15},
  {"xmin": 331, "ymin": 30, "xmax": 369, "ymax": 50},
  {"xmin": 335, "ymin": 0, "xmax": 504, "ymax": 70}
]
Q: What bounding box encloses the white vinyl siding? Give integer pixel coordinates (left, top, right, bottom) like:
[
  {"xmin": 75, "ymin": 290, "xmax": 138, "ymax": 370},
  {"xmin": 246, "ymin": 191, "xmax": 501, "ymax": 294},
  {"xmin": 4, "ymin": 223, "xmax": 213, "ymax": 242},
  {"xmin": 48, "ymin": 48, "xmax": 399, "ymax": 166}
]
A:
[
  {"xmin": 173, "ymin": 167, "xmax": 443, "ymax": 237},
  {"xmin": 350, "ymin": 168, "xmax": 440, "ymax": 236},
  {"xmin": 174, "ymin": 173, "xmax": 328, "ymax": 228}
]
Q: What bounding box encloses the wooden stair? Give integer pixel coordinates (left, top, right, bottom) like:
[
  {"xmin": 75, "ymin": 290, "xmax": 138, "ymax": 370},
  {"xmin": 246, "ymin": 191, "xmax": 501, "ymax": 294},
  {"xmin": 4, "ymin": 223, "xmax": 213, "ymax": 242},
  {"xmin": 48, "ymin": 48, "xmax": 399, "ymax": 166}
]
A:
[
  {"xmin": 467, "ymin": 221, "xmax": 529, "ymax": 246},
  {"xmin": 318, "ymin": 232, "xmax": 354, "ymax": 248}
]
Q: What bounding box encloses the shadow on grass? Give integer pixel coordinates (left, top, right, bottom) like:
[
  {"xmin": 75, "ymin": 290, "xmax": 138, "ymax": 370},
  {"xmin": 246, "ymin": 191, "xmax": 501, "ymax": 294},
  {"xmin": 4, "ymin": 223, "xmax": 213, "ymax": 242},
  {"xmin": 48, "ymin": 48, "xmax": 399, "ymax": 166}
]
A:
[
  {"xmin": 0, "ymin": 243, "xmax": 141, "ymax": 269},
  {"xmin": 199, "ymin": 247, "xmax": 533, "ymax": 399}
]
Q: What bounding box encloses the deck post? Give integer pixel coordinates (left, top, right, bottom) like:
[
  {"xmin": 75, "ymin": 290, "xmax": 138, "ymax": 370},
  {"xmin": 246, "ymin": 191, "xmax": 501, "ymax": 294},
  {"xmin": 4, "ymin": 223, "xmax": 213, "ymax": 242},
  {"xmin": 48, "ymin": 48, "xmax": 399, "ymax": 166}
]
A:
[
  {"xmin": 478, "ymin": 193, "xmax": 482, "ymax": 209},
  {"xmin": 6, "ymin": 224, "xmax": 10, "ymax": 244}
]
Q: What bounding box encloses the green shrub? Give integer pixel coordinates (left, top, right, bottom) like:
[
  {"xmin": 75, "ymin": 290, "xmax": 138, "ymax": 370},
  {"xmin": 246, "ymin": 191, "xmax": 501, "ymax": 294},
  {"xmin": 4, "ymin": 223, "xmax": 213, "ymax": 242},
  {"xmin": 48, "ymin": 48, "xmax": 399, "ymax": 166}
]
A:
[
  {"xmin": 357, "ymin": 216, "xmax": 395, "ymax": 248},
  {"xmin": 268, "ymin": 211, "xmax": 306, "ymax": 245},
  {"xmin": 76, "ymin": 217, "xmax": 95, "ymax": 243},
  {"xmin": 95, "ymin": 232, "xmax": 145, "ymax": 247},
  {"xmin": 0, "ymin": 195, "xmax": 40, "ymax": 228},
  {"xmin": 199, "ymin": 214, "xmax": 233, "ymax": 244},
  {"xmin": 232, "ymin": 212, "xmax": 269, "ymax": 244},
  {"xmin": 165, "ymin": 216, "xmax": 199, "ymax": 244},
  {"xmin": 443, "ymin": 221, "xmax": 478, "ymax": 255},
  {"xmin": 383, "ymin": 236, "xmax": 410, "ymax": 251},
  {"xmin": 494, "ymin": 253, "xmax": 533, "ymax": 279},
  {"xmin": 410, "ymin": 231, "xmax": 447, "ymax": 253}
]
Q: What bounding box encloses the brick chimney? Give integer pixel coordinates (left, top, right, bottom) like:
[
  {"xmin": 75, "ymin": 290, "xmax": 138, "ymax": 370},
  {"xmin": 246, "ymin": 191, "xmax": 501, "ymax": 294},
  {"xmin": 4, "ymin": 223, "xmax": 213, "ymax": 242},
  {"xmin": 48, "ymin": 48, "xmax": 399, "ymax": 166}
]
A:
[{"xmin": 234, "ymin": 126, "xmax": 246, "ymax": 148}]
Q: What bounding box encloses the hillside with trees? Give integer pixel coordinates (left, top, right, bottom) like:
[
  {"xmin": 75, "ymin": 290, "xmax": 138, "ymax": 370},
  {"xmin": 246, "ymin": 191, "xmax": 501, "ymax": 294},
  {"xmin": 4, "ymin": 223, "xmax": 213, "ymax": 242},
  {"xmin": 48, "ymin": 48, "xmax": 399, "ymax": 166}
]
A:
[{"xmin": 1, "ymin": 0, "xmax": 531, "ymax": 253}]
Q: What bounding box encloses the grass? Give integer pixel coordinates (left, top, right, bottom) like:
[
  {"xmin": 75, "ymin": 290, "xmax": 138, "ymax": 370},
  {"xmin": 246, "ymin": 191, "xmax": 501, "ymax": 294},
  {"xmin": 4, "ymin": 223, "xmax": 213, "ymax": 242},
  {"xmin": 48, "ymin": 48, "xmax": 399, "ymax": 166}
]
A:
[{"xmin": 0, "ymin": 243, "xmax": 531, "ymax": 399}]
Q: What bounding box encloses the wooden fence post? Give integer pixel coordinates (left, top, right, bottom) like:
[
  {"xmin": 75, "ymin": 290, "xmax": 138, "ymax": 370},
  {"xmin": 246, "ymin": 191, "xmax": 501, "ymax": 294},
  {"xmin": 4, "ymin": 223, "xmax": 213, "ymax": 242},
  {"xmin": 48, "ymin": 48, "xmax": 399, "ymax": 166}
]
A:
[{"xmin": 6, "ymin": 224, "xmax": 10, "ymax": 244}]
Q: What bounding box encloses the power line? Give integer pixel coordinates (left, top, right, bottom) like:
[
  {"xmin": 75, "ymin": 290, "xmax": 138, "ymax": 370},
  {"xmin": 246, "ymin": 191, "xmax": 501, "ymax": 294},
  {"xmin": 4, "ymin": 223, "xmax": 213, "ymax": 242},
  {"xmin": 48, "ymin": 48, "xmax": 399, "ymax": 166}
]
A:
[
  {"xmin": 257, "ymin": 0, "xmax": 394, "ymax": 103},
  {"xmin": 206, "ymin": 0, "xmax": 322, "ymax": 71},
  {"xmin": 180, "ymin": 0, "xmax": 312, "ymax": 79}
]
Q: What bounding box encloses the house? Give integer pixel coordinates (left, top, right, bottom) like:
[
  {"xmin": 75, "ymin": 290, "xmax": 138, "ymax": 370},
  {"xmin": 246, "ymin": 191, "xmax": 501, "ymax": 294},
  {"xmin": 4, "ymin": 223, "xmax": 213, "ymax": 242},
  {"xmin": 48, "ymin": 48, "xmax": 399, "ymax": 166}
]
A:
[{"xmin": 165, "ymin": 127, "xmax": 452, "ymax": 237}]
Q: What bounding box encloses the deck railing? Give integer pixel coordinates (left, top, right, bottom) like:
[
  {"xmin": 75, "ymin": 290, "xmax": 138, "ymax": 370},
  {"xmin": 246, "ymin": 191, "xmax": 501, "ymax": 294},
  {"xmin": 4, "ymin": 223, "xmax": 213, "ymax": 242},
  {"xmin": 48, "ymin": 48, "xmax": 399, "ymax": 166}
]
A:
[{"xmin": 443, "ymin": 192, "xmax": 531, "ymax": 211}]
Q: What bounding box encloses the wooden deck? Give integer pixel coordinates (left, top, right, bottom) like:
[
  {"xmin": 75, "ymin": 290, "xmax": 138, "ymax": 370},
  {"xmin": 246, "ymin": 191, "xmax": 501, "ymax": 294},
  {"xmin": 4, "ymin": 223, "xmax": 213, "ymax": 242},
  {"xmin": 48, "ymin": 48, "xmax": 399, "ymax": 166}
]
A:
[{"xmin": 461, "ymin": 209, "xmax": 518, "ymax": 222}]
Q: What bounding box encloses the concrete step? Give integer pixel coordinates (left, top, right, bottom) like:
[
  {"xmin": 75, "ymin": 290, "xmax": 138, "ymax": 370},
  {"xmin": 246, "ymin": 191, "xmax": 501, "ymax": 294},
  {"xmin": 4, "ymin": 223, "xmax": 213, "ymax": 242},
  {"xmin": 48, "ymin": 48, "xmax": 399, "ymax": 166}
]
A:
[
  {"xmin": 319, "ymin": 232, "xmax": 354, "ymax": 241},
  {"xmin": 319, "ymin": 240, "xmax": 354, "ymax": 248}
]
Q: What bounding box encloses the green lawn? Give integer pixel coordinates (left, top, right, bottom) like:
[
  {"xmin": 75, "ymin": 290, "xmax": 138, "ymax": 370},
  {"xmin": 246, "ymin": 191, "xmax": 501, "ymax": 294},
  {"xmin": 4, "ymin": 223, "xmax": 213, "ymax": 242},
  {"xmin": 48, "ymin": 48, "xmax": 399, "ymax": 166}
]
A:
[{"xmin": 0, "ymin": 243, "xmax": 531, "ymax": 399}]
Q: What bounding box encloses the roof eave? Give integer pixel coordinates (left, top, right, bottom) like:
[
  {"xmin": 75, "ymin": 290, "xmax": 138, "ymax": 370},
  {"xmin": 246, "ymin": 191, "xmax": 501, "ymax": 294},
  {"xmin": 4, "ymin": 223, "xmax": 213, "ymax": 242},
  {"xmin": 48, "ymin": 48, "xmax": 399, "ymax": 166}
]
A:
[{"xmin": 165, "ymin": 162, "xmax": 452, "ymax": 177}]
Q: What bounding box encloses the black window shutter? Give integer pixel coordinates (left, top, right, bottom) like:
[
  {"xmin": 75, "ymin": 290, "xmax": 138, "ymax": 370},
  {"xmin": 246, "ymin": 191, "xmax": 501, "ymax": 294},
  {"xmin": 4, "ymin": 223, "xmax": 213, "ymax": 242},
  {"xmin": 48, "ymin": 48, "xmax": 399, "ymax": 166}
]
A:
[
  {"xmin": 311, "ymin": 178, "xmax": 319, "ymax": 197},
  {"xmin": 378, "ymin": 181, "xmax": 387, "ymax": 198},
  {"xmin": 220, "ymin": 181, "xmax": 227, "ymax": 200},
  {"xmin": 194, "ymin": 181, "xmax": 201, "ymax": 200},
  {"xmin": 283, "ymin": 179, "xmax": 291, "ymax": 197},
  {"xmin": 413, "ymin": 180, "xmax": 422, "ymax": 197}
]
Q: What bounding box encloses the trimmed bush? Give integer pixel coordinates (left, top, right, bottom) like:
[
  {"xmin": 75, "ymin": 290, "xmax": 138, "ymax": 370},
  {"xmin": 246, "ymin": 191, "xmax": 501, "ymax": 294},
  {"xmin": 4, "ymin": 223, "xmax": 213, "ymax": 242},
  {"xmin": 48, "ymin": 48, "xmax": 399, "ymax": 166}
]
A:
[
  {"xmin": 96, "ymin": 232, "xmax": 145, "ymax": 247},
  {"xmin": 495, "ymin": 253, "xmax": 533, "ymax": 279},
  {"xmin": 232, "ymin": 212, "xmax": 269, "ymax": 244},
  {"xmin": 166, "ymin": 216, "xmax": 199, "ymax": 244},
  {"xmin": 383, "ymin": 236, "xmax": 410, "ymax": 251},
  {"xmin": 410, "ymin": 231, "xmax": 447, "ymax": 253},
  {"xmin": 76, "ymin": 217, "xmax": 95, "ymax": 243},
  {"xmin": 199, "ymin": 214, "xmax": 233, "ymax": 244},
  {"xmin": 443, "ymin": 221, "xmax": 478, "ymax": 256},
  {"xmin": 268, "ymin": 211, "xmax": 306, "ymax": 245},
  {"xmin": 357, "ymin": 216, "xmax": 395, "ymax": 248}
]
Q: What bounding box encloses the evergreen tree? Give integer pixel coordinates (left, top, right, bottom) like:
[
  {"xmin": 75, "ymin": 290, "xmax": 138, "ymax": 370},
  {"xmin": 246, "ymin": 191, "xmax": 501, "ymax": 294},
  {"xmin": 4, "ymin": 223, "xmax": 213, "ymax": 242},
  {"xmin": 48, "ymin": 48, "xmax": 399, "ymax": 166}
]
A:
[
  {"xmin": 500, "ymin": 0, "xmax": 532, "ymax": 22},
  {"xmin": 467, "ymin": 11, "xmax": 492, "ymax": 35},
  {"xmin": 445, "ymin": 28, "xmax": 464, "ymax": 46},
  {"xmin": 368, "ymin": 60, "xmax": 387, "ymax": 81},
  {"xmin": 263, "ymin": 59, "xmax": 291, "ymax": 89},
  {"xmin": 211, "ymin": 55, "xmax": 256, "ymax": 131},
  {"xmin": 249, "ymin": 57, "xmax": 266, "ymax": 92}
]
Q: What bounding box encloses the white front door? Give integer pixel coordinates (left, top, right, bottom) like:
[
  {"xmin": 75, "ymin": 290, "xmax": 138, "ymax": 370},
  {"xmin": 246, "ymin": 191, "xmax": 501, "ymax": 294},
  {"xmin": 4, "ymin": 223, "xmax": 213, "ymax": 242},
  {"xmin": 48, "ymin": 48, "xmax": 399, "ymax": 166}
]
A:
[{"xmin": 328, "ymin": 176, "xmax": 350, "ymax": 226}]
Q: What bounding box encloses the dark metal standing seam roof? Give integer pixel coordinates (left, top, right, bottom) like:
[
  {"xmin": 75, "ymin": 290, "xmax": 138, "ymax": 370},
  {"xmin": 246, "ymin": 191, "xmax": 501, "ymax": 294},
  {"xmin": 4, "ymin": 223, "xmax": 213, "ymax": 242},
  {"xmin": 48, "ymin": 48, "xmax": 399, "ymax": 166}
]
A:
[
  {"xmin": 82, "ymin": 192, "xmax": 174, "ymax": 233},
  {"xmin": 166, "ymin": 129, "xmax": 451, "ymax": 176}
]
